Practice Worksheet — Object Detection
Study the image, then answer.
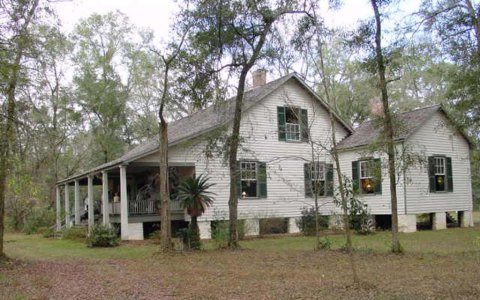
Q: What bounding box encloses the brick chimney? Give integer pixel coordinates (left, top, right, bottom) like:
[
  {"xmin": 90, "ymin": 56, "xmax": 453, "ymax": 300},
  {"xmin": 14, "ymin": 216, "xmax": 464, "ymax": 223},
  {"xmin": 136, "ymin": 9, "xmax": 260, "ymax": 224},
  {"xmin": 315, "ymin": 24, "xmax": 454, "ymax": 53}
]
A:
[
  {"xmin": 252, "ymin": 69, "xmax": 267, "ymax": 88},
  {"xmin": 369, "ymin": 97, "xmax": 384, "ymax": 118}
]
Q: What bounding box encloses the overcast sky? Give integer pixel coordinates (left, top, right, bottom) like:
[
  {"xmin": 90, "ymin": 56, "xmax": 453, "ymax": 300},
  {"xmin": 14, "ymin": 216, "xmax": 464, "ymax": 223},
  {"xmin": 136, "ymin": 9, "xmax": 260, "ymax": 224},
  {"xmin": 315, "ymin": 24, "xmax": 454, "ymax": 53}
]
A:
[{"xmin": 53, "ymin": 0, "xmax": 415, "ymax": 41}]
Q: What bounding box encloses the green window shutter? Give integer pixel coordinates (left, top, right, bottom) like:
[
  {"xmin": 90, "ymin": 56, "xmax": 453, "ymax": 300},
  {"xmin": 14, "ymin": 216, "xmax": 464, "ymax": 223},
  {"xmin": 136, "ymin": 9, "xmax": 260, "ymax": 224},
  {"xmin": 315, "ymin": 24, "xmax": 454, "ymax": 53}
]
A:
[
  {"xmin": 428, "ymin": 156, "xmax": 435, "ymax": 193},
  {"xmin": 326, "ymin": 163, "xmax": 334, "ymax": 196},
  {"xmin": 258, "ymin": 162, "xmax": 267, "ymax": 198},
  {"xmin": 351, "ymin": 161, "xmax": 359, "ymax": 192},
  {"xmin": 301, "ymin": 108, "xmax": 309, "ymax": 142},
  {"xmin": 446, "ymin": 157, "xmax": 453, "ymax": 192},
  {"xmin": 237, "ymin": 161, "xmax": 242, "ymax": 198},
  {"xmin": 373, "ymin": 158, "xmax": 382, "ymax": 194},
  {"xmin": 277, "ymin": 106, "xmax": 286, "ymax": 141},
  {"xmin": 304, "ymin": 163, "xmax": 312, "ymax": 197}
]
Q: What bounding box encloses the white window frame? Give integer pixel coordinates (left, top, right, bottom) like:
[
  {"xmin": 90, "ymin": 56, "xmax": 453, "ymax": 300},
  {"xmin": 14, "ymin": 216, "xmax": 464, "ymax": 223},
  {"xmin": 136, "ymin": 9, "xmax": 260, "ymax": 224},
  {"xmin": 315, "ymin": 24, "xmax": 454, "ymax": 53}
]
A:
[
  {"xmin": 285, "ymin": 123, "xmax": 300, "ymax": 141},
  {"xmin": 359, "ymin": 161, "xmax": 373, "ymax": 180},
  {"xmin": 285, "ymin": 107, "xmax": 301, "ymax": 141},
  {"xmin": 311, "ymin": 162, "xmax": 326, "ymax": 196},
  {"xmin": 433, "ymin": 156, "xmax": 446, "ymax": 192},
  {"xmin": 434, "ymin": 157, "xmax": 445, "ymax": 176},
  {"xmin": 359, "ymin": 160, "xmax": 375, "ymax": 194},
  {"xmin": 240, "ymin": 161, "xmax": 258, "ymax": 197}
]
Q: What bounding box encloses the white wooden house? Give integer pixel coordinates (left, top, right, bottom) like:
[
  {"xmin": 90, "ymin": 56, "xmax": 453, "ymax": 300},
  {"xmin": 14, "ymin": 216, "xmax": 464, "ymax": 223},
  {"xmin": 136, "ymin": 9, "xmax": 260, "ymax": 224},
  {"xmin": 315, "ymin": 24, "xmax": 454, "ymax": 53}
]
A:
[{"xmin": 55, "ymin": 71, "xmax": 474, "ymax": 240}]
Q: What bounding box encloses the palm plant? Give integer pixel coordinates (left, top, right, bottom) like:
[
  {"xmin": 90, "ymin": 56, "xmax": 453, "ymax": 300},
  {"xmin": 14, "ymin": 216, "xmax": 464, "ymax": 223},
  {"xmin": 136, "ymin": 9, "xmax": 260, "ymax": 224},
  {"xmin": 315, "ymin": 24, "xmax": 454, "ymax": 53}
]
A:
[{"xmin": 176, "ymin": 174, "xmax": 215, "ymax": 249}]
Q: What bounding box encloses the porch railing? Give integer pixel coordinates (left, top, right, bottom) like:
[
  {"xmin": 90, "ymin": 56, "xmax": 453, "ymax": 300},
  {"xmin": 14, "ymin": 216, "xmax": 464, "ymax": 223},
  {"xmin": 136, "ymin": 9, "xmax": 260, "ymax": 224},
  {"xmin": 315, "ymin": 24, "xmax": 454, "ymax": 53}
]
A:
[{"xmin": 102, "ymin": 199, "xmax": 184, "ymax": 216}]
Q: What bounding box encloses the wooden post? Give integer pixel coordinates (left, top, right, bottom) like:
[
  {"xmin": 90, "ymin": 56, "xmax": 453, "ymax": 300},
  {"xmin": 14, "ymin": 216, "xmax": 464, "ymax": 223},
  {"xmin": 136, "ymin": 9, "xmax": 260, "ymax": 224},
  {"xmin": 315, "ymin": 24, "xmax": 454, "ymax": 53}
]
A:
[
  {"xmin": 74, "ymin": 180, "xmax": 80, "ymax": 225},
  {"xmin": 120, "ymin": 165, "xmax": 128, "ymax": 240},
  {"xmin": 87, "ymin": 175, "xmax": 94, "ymax": 232},
  {"xmin": 56, "ymin": 185, "xmax": 61, "ymax": 231},
  {"xmin": 64, "ymin": 183, "xmax": 71, "ymax": 228},
  {"xmin": 102, "ymin": 171, "xmax": 110, "ymax": 227}
]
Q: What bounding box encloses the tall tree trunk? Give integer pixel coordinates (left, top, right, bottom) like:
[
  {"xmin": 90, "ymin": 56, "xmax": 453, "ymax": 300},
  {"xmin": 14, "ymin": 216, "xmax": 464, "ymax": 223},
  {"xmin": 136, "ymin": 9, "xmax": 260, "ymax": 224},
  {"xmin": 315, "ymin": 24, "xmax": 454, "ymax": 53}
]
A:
[
  {"xmin": 189, "ymin": 215, "xmax": 200, "ymax": 250},
  {"xmin": 0, "ymin": 0, "xmax": 40, "ymax": 258},
  {"xmin": 228, "ymin": 69, "xmax": 249, "ymax": 249},
  {"xmin": 0, "ymin": 42, "xmax": 23, "ymax": 262},
  {"xmin": 159, "ymin": 116, "xmax": 171, "ymax": 251},
  {"xmin": 371, "ymin": 0, "xmax": 401, "ymax": 253},
  {"xmin": 227, "ymin": 21, "xmax": 273, "ymax": 250}
]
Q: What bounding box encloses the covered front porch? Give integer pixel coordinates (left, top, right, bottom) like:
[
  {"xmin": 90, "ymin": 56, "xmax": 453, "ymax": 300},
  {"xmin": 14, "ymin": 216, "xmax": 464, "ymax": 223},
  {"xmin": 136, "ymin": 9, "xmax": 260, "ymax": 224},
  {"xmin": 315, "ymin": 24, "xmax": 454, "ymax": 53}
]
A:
[{"xmin": 55, "ymin": 162, "xmax": 195, "ymax": 240}]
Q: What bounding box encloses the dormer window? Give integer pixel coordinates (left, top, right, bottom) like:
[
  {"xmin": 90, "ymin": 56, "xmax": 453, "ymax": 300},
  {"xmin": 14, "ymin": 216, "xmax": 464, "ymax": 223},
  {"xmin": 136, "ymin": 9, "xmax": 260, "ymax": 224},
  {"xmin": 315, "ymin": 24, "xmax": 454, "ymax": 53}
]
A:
[{"xmin": 277, "ymin": 106, "xmax": 308, "ymax": 142}]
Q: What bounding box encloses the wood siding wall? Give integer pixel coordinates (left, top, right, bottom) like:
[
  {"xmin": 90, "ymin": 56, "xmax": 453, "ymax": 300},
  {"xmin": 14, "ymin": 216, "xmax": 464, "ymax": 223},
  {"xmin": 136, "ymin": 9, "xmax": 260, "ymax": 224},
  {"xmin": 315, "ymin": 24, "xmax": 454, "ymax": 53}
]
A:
[{"xmin": 137, "ymin": 80, "xmax": 349, "ymax": 221}]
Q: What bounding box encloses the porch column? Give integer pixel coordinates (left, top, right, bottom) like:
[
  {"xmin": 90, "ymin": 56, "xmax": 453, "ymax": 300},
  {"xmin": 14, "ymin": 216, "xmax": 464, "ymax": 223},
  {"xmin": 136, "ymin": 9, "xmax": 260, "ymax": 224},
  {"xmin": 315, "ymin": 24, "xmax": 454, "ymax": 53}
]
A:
[
  {"xmin": 64, "ymin": 183, "xmax": 71, "ymax": 228},
  {"xmin": 120, "ymin": 165, "xmax": 128, "ymax": 240},
  {"xmin": 56, "ymin": 185, "xmax": 61, "ymax": 231},
  {"xmin": 87, "ymin": 175, "xmax": 94, "ymax": 232},
  {"xmin": 102, "ymin": 171, "xmax": 110, "ymax": 227},
  {"xmin": 74, "ymin": 180, "xmax": 80, "ymax": 225}
]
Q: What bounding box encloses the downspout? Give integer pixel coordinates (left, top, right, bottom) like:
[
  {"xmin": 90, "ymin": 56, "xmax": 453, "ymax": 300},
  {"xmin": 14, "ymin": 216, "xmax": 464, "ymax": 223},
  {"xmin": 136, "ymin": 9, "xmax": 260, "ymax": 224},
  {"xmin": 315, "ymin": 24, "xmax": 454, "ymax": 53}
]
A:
[{"xmin": 402, "ymin": 141, "xmax": 407, "ymax": 215}]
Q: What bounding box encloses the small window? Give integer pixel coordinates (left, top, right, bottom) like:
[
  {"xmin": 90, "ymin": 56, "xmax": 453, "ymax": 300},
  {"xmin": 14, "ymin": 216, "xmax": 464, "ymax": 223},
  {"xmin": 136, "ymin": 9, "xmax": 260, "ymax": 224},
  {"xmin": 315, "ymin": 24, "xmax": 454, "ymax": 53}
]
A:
[
  {"xmin": 240, "ymin": 161, "xmax": 258, "ymax": 197},
  {"xmin": 359, "ymin": 160, "xmax": 375, "ymax": 194},
  {"xmin": 311, "ymin": 162, "xmax": 326, "ymax": 196},
  {"xmin": 285, "ymin": 107, "xmax": 300, "ymax": 141},
  {"xmin": 433, "ymin": 157, "xmax": 446, "ymax": 191}
]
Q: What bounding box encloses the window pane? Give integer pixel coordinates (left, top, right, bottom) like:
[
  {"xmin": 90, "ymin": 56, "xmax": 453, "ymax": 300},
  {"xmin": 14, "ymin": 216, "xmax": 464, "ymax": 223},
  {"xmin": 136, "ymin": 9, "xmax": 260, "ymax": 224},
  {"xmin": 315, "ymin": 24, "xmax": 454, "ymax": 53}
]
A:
[
  {"xmin": 311, "ymin": 162, "xmax": 325, "ymax": 180},
  {"xmin": 240, "ymin": 161, "xmax": 258, "ymax": 197},
  {"xmin": 241, "ymin": 181, "xmax": 257, "ymax": 197},
  {"xmin": 311, "ymin": 180, "xmax": 325, "ymax": 196},
  {"xmin": 360, "ymin": 161, "xmax": 372, "ymax": 178},
  {"xmin": 434, "ymin": 157, "xmax": 445, "ymax": 175},
  {"xmin": 285, "ymin": 107, "xmax": 300, "ymax": 141},
  {"xmin": 286, "ymin": 123, "xmax": 300, "ymax": 141},
  {"xmin": 435, "ymin": 175, "xmax": 445, "ymax": 191},
  {"xmin": 360, "ymin": 178, "xmax": 375, "ymax": 194}
]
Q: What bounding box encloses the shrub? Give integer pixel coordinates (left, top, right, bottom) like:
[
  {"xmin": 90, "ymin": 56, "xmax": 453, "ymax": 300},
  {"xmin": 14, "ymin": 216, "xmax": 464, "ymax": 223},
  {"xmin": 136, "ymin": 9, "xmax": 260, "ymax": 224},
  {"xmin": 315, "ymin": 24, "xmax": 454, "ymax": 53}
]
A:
[
  {"xmin": 211, "ymin": 220, "xmax": 246, "ymax": 249},
  {"xmin": 23, "ymin": 208, "xmax": 55, "ymax": 235},
  {"xmin": 63, "ymin": 227, "xmax": 88, "ymax": 242},
  {"xmin": 86, "ymin": 225, "xmax": 119, "ymax": 247},
  {"xmin": 147, "ymin": 229, "xmax": 161, "ymax": 241},
  {"xmin": 319, "ymin": 237, "xmax": 331, "ymax": 250},
  {"xmin": 37, "ymin": 226, "xmax": 54, "ymax": 238},
  {"xmin": 296, "ymin": 207, "xmax": 329, "ymax": 236}
]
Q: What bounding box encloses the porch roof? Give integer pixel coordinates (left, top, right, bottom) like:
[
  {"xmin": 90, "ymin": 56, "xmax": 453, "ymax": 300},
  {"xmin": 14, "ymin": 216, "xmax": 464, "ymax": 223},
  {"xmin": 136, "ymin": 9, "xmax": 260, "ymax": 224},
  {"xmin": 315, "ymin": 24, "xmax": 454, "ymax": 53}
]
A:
[{"xmin": 57, "ymin": 73, "xmax": 352, "ymax": 185}]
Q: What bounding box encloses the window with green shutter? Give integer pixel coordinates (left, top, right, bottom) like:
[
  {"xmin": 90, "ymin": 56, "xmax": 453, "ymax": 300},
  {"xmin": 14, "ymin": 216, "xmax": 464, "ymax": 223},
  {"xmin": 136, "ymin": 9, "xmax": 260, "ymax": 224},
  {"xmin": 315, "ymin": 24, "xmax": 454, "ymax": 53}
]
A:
[
  {"xmin": 277, "ymin": 106, "xmax": 308, "ymax": 142},
  {"xmin": 237, "ymin": 161, "xmax": 267, "ymax": 198},
  {"xmin": 304, "ymin": 162, "xmax": 333, "ymax": 197},
  {"xmin": 352, "ymin": 159, "xmax": 382, "ymax": 195},
  {"xmin": 428, "ymin": 156, "xmax": 453, "ymax": 192}
]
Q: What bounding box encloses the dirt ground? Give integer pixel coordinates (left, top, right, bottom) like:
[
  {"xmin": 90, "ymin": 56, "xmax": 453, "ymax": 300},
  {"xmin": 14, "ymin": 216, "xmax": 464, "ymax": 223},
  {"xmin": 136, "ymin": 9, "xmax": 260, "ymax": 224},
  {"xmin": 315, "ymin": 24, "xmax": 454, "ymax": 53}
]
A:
[{"xmin": 2, "ymin": 242, "xmax": 480, "ymax": 299}]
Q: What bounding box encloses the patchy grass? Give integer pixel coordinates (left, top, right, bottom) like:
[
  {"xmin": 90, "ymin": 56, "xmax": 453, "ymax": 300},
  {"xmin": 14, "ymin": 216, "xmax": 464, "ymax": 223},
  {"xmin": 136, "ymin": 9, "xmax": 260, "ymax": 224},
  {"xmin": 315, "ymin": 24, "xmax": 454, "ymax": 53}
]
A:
[
  {"xmin": 473, "ymin": 210, "xmax": 480, "ymax": 225},
  {"xmin": 2, "ymin": 228, "xmax": 480, "ymax": 299}
]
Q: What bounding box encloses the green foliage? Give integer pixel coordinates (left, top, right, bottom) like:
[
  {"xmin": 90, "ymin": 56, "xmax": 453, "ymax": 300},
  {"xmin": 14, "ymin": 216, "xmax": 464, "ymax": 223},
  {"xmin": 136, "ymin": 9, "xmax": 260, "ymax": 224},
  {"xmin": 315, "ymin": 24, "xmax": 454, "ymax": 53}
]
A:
[
  {"xmin": 23, "ymin": 208, "xmax": 55, "ymax": 235},
  {"xmin": 211, "ymin": 220, "xmax": 246, "ymax": 249},
  {"xmin": 175, "ymin": 174, "xmax": 216, "ymax": 250},
  {"xmin": 318, "ymin": 237, "xmax": 332, "ymax": 250},
  {"xmin": 86, "ymin": 225, "xmax": 119, "ymax": 248},
  {"xmin": 296, "ymin": 207, "xmax": 329, "ymax": 236},
  {"xmin": 334, "ymin": 176, "xmax": 374, "ymax": 235},
  {"xmin": 62, "ymin": 227, "xmax": 87, "ymax": 242},
  {"xmin": 37, "ymin": 226, "xmax": 54, "ymax": 238},
  {"xmin": 176, "ymin": 174, "xmax": 216, "ymax": 215}
]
